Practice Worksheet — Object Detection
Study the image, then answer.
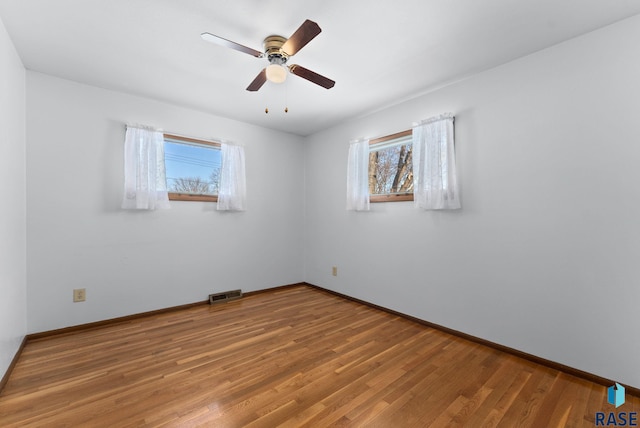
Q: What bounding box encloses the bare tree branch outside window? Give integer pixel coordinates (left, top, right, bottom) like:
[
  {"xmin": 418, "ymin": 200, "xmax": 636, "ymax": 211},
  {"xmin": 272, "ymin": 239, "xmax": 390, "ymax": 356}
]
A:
[{"xmin": 369, "ymin": 143, "xmax": 413, "ymax": 195}]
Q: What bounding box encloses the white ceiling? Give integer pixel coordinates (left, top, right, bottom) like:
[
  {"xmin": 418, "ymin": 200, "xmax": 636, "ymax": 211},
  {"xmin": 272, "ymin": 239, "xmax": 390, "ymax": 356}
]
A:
[{"xmin": 2, "ymin": 1, "xmax": 640, "ymax": 136}]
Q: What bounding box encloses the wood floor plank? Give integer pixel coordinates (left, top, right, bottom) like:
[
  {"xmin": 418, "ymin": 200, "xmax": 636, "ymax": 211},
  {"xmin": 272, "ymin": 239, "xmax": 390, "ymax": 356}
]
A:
[{"xmin": 1, "ymin": 285, "xmax": 638, "ymax": 427}]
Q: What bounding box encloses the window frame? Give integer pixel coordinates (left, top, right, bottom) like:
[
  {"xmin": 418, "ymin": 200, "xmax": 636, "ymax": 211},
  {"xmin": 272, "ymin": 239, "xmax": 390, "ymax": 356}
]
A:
[
  {"xmin": 163, "ymin": 133, "xmax": 221, "ymax": 203},
  {"xmin": 368, "ymin": 129, "xmax": 414, "ymax": 203}
]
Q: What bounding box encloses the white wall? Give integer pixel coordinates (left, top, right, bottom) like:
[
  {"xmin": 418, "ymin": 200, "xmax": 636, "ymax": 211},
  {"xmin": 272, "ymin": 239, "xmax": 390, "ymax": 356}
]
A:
[
  {"xmin": 304, "ymin": 15, "xmax": 640, "ymax": 389},
  {"xmin": 26, "ymin": 72, "xmax": 305, "ymax": 333},
  {"xmin": 0, "ymin": 16, "xmax": 27, "ymax": 379}
]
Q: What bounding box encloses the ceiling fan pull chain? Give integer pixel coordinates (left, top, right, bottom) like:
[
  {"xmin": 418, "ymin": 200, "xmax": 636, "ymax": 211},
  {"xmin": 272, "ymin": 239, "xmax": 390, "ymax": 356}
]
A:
[{"xmin": 285, "ymin": 79, "xmax": 289, "ymax": 113}]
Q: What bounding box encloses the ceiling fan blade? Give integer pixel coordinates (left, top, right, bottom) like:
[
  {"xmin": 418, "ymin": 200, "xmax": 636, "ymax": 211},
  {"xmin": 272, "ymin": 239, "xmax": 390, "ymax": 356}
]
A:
[
  {"xmin": 289, "ymin": 65, "xmax": 335, "ymax": 89},
  {"xmin": 201, "ymin": 32, "xmax": 262, "ymax": 58},
  {"xmin": 246, "ymin": 69, "xmax": 267, "ymax": 91},
  {"xmin": 281, "ymin": 19, "xmax": 321, "ymax": 56}
]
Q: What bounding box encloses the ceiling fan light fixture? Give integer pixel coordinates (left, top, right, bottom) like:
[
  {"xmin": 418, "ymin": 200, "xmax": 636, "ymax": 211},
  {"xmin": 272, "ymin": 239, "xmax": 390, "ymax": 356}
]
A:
[{"xmin": 266, "ymin": 64, "xmax": 287, "ymax": 83}]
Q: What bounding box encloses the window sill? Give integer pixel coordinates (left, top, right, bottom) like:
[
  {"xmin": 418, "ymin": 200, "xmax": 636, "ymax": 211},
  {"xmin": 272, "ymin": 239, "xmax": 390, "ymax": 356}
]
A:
[
  {"xmin": 370, "ymin": 193, "xmax": 413, "ymax": 203},
  {"xmin": 168, "ymin": 192, "xmax": 218, "ymax": 202}
]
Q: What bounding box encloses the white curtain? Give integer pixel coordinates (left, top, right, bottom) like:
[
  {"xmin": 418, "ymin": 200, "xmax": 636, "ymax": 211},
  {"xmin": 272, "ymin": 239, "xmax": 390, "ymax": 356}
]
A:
[
  {"xmin": 121, "ymin": 125, "xmax": 170, "ymax": 210},
  {"xmin": 412, "ymin": 113, "xmax": 461, "ymax": 210},
  {"xmin": 217, "ymin": 143, "xmax": 246, "ymax": 211},
  {"xmin": 346, "ymin": 138, "xmax": 370, "ymax": 211}
]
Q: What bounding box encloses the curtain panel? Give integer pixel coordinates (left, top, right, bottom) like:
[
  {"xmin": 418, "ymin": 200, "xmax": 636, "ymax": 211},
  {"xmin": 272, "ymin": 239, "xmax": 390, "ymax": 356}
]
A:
[
  {"xmin": 121, "ymin": 125, "xmax": 170, "ymax": 210},
  {"xmin": 412, "ymin": 113, "xmax": 461, "ymax": 210},
  {"xmin": 346, "ymin": 138, "xmax": 370, "ymax": 211},
  {"xmin": 217, "ymin": 143, "xmax": 246, "ymax": 211}
]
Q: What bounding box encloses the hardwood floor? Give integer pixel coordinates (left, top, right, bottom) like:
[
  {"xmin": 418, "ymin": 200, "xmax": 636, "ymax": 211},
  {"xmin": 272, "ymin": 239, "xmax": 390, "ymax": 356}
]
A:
[{"xmin": 1, "ymin": 285, "xmax": 637, "ymax": 427}]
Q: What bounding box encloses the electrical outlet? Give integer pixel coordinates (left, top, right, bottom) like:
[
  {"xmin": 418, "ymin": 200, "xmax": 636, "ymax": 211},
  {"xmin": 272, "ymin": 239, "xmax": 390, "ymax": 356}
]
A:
[
  {"xmin": 332, "ymin": 266, "xmax": 338, "ymax": 276},
  {"xmin": 73, "ymin": 288, "xmax": 86, "ymax": 302}
]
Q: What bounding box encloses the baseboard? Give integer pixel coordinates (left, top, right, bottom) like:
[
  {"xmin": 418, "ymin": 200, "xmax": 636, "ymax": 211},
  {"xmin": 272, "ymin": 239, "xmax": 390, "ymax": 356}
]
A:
[
  {"xmin": 0, "ymin": 336, "xmax": 27, "ymax": 395},
  {"xmin": 26, "ymin": 300, "xmax": 209, "ymax": 341},
  {"xmin": 303, "ymin": 282, "xmax": 640, "ymax": 398},
  {"xmin": 243, "ymin": 282, "xmax": 307, "ymax": 297},
  {"xmin": 26, "ymin": 282, "xmax": 308, "ymax": 341}
]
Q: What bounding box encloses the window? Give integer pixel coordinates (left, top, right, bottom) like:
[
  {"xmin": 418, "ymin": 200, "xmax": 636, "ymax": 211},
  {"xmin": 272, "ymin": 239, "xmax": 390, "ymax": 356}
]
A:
[
  {"xmin": 368, "ymin": 130, "xmax": 414, "ymax": 202},
  {"xmin": 163, "ymin": 134, "xmax": 221, "ymax": 202}
]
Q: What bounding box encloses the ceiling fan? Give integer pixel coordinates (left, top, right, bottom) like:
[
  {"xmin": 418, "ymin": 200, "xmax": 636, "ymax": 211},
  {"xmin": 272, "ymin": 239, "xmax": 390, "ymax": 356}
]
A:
[{"xmin": 201, "ymin": 19, "xmax": 335, "ymax": 92}]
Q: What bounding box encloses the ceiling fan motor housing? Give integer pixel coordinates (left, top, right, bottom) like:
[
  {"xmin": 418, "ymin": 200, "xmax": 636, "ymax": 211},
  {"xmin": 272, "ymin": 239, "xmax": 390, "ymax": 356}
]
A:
[{"xmin": 264, "ymin": 35, "xmax": 288, "ymax": 65}]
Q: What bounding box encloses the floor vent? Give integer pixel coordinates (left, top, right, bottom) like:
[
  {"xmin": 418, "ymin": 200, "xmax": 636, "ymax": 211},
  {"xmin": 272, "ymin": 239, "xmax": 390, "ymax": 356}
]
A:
[{"xmin": 209, "ymin": 289, "xmax": 242, "ymax": 305}]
